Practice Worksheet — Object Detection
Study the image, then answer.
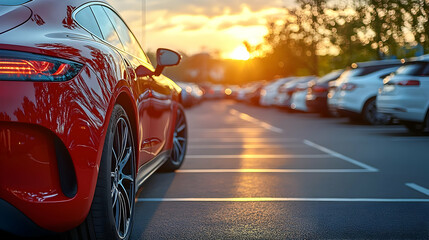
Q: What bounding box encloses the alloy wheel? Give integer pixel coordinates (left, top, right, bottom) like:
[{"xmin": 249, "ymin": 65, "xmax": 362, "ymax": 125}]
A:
[
  {"xmin": 111, "ymin": 117, "xmax": 135, "ymax": 239},
  {"xmin": 171, "ymin": 107, "xmax": 187, "ymax": 165}
]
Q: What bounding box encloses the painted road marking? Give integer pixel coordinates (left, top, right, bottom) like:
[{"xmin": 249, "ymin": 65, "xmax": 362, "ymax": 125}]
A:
[
  {"xmin": 229, "ymin": 109, "xmax": 283, "ymax": 133},
  {"xmin": 186, "ymin": 154, "xmax": 331, "ymax": 159},
  {"xmin": 191, "ymin": 128, "xmax": 268, "ymax": 132},
  {"xmin": 303, "ymin": 140, "xmax": 378, "ymax": 172},
  {"xmin": 187, "ymin": 144, "xmax": 308, "ymax": 149},
  {"xmin": 176, "ymin": 169, "xmax": 370, "ymax": 173},
  {"xmin": 406, "ymin": 183, "xmax": 429, "ymax": 196},
  {"xmin": 137, "ymin": 197, "xmax": 429, "ymax": 203},
  {"xmin": 189, "ymin": 138, "xmax": 299, "ymax": 143}
]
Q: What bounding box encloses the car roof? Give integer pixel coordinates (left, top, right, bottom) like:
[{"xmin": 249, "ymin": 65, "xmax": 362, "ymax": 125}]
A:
[
  {"xmin": 352, "ymin": 59, "xmax": 402, "ymax": 68},
  {"xmin": 406, "ymin": 54, "xmax": 429, "ymax": 63}
]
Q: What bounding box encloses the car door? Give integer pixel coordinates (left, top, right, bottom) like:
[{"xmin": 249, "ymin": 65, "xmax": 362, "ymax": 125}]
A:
[
  {"xmin": 90, "ymin": 4, "xmax": 154, "ymax": 166},
  {"xmin": 150, "ymin": 74, "xmax": 175, "ymax": 155}
]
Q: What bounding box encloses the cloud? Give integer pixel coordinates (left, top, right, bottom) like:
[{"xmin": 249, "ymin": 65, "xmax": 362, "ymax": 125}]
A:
[
  {"xmin": 110, "ymin": 0, "xmax": 293, "ymax": 16},
  {"xmin": 106, "ymin": 0, "xmax": 290, "ymax": 57}
]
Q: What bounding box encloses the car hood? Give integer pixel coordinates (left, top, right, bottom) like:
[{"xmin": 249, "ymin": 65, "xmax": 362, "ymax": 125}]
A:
[{"xmin": 0, "ymin": 5, "xmax": 32, "ymax": 34}]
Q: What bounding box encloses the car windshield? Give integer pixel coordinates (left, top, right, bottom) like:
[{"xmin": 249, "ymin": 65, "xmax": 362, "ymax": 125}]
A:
[{"xmin": 317, "ymin": 70, "xmax": 343, "ymax": 83}]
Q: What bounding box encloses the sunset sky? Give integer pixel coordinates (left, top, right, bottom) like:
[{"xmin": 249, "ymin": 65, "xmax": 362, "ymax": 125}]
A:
[{"xmin": 107, "ymin": 0, "xmax": 294, "ymax": 59}]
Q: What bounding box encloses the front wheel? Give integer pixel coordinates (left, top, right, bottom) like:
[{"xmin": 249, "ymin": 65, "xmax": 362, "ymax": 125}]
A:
[{"xmin": 160, "ymin": 104, "xmax": 188, "ymax": 172}]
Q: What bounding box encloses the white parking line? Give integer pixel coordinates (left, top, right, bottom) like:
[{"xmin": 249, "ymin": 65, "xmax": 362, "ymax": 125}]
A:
[
  {"xmin": 191, "ymin": 128, "xmax": 267, "ymax": 133},
  {"xmin": 176, "ymin": 169, "xmax": 372, "ymax": 173},
  {"xmin": 187, "ymin": 144, "xmax": 308, "ymax": 149},
  {"xmin": 137, "ymin": 197, "xmax": 429, "ymax": 203},
  {"xmin": 303, "ymin": 140, "xmax": 379, "ymax": 172},
  {"xmin": 405, "ymin": 183, "xmax": 429, "ymax": 196},
  {"xmin": 186, "ymin": 154, "xmax": 331, "ymax": 159},
  {"xmin": 189, "ymin": 138, "xmax": 299, "ymax": 143},
  {"xmin": 229, "ymin": 109, "xmax": 283, "ymax": 133}
]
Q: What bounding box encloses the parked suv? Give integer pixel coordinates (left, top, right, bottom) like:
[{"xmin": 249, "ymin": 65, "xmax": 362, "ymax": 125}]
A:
[
  {"xmin": 328, "ymin": 60, "xmax": 402, "ymax": 124},
  {"xmin": 377, "ymin": 55, "xmax": 429, "ymax": 133}
]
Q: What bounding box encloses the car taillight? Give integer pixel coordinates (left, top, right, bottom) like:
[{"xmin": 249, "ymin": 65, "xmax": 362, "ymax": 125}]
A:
[
  {"xmin": 341, "ymin": 83, "xmax": 357, "ymax": 91},
  {"xmin": 0, "ymin": 50, "xmax": 83, "ymax": 82},
  {"xmin": 397, "ymin": 80, "xmax": 420, "ymax": 86}
]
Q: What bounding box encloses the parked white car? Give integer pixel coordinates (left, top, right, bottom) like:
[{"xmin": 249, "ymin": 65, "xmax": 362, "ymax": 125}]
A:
[
  {"xmin": 377, "ymin": 55, "xmax": 429, "ymax": 133},
  {"xmin": 274, "ymin": 76, "xmax": 315, "ymax": 108},
  {"xmin": 259, "ymin": 77, "xmax": 295, "ymax": 106},
  {"xmin": 177, "ymin": 82, "xmax": 203, "ymax": 107},
  {"xmin": 328, "ymin": 60, "xmax": 402, "ymax": 124},
  {"xmin": 272, "ymin": 77, "xmax": 298, "ymax": 107},
  {"xmin": 290, "ymin": 78, "xmax": 317, "ymax": 111}
]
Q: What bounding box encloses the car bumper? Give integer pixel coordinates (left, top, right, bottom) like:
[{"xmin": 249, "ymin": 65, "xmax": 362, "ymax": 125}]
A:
[
  {"xmin": 0, "ymin": 68, "xmax": 110, "ymax": 233},
  {"xmin": 290, "ymin": 91, "xmax": 307, "ymax": 111},
  {"xmin": 377, "ymin": 96, "xmax": 427, "ymax": 123},
  {"xmin": 306, "ymin": 95, "xmax": 328, "ymax": 113}
]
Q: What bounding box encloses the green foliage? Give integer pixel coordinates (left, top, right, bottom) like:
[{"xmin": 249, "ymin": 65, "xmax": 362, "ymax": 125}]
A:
[
  {"xmin": 170, "ymin": 0, "xmax": 429, "ymax": 85},
  {"xmin": 255, "ymin": 0, "xmax": 429, "ymax": 78}
]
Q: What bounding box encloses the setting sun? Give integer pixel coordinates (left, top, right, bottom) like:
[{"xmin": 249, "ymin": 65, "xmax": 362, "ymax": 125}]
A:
[{"xmin": 229, "ymin": 46, "xmax": 251, "ymax": 60}]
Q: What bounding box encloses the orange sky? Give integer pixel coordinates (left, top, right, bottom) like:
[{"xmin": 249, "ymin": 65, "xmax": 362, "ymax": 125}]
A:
[{"xmin": 107, "ymin": 0, "xmax": 293, "ymax": 59}]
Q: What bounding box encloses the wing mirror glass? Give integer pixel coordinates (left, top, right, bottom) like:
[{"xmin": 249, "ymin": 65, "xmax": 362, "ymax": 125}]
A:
[
  {"xmin": 157, "ymin": 48, "xmax": 181, "ymax": 66},
  {"xmin": 136, "ymin": 48, "xmax": 181, "ymax": 77},
  {"xmin": 154, "ymin": 48, "xmax": 181, "ymax": 76}
]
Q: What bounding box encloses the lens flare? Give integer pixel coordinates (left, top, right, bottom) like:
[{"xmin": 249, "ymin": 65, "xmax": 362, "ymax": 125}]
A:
[{"xmin": 229, "ymin": 46, "xmax": 250, "ymax": 60}]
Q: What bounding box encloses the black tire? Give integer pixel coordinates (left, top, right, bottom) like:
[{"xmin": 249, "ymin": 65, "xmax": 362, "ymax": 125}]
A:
[
  {"xmin": 404, "ymin": 110, "xmax": 429, "ymax": 134},
  {"xmin": 362, "ymin": 98, "xmax": 390, "ymax": 125},
  {"xmin": 70, "ymin": 105, "xmax": 136, "ymax": 240},
  {"xmin": 404, "ymin": 122, "xmax": 425, "ymax": 134},
  {"xmin": 160, "ymin": 104, "xmax": 188, "ymax": 172}
]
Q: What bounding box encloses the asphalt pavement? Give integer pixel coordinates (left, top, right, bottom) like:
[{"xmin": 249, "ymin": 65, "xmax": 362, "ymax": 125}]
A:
[
  {"xmin": 2, "ymin": 99, "xmax": 428, "ymax": 239},
  {"xmin": 132, "ymin": 99, "xmax": 429, "ymax": 239}
]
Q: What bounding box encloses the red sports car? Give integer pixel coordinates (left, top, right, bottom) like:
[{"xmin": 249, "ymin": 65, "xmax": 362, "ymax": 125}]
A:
[{"xmin": 0, "ymin": 0, "xmax": 188, "ymax": 239}]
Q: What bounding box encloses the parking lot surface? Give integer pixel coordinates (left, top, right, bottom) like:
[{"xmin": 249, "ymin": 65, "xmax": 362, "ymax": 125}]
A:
[
  {"xmin": 131, "ymin": 100, "xmax": 429, "ymax": 239},
  {"xmin": 2, "ymin": 99, "xmax": 428, "ymax": 239}
]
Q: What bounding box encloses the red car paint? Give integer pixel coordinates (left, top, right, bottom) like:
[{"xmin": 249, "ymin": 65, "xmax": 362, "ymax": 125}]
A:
[{"xmin": 0, "ymin": 0, "xmax": 181, "ymax": 233}]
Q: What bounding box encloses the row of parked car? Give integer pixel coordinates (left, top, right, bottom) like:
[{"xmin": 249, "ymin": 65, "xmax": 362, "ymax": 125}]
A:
[
  {"xmin": 176, "ymin": 81, "xmax": 204, "ymax": 108},
  {"xmin": 232, "ymin": 55, "xmax": 429, "ymax": 134}
]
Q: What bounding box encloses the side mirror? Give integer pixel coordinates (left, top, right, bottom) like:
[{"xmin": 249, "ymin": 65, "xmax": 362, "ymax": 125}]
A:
[{"xmin": 154, "ymin": 48, "xmax": 181, "ymax": 76}]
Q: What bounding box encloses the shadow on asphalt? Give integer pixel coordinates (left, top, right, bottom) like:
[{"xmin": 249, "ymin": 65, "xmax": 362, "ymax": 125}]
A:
[{"xmin": 131, "ymin": 171, "xmax": 177, "ymax": 238}]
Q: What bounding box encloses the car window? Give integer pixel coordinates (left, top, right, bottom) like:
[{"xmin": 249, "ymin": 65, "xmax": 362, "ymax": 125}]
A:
[
  {"xmin": 421, "ymin": 63, "xmax": 429, "ymax": 76},
  {"xmin": 90, "ymin": 5, "xmax": 123, "ymax": 50},
  {"xmin": 356, "ymin": 64, "xmax": 401, "ymax": 76},
  {"xmin": 317, "ymin": 70, "xmax": 343, "ymax": 83},
  {"xmin": 395, "ymin": 62, "xmax": 429, "ymax": 76},
  {"xmin": 74, "ymin": 6, "xmax": 103, "ymax": 39},
  {"xmin": 102, "ymin": 7, "xmax": 149, "ymax": 62}
]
